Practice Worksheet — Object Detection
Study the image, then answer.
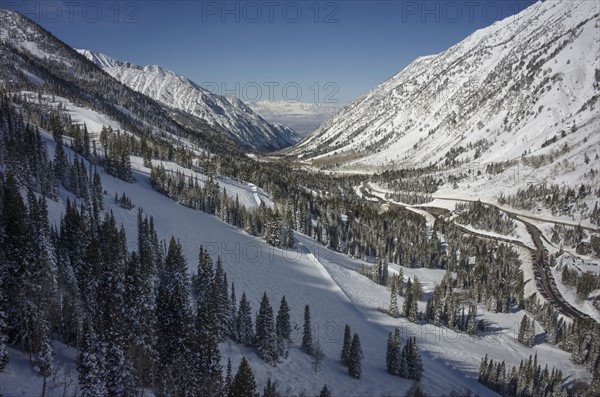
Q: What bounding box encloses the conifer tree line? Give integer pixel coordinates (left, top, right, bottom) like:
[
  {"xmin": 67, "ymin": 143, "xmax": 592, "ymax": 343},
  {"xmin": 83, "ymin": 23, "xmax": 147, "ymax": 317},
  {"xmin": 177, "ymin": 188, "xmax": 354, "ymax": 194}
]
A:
[
  {"xmin": 498, "ymin": 182, "xmax": 600, "ymax": 226},
  {"xmin": 150, "ymin": 164, "xmax": 295, "ymax": 249},
  {"xmin": 455, "ymin": 200, "xmax": 516, "ymax": 236},
  {"xmin": 0, "ymin": 99, "xmax": 276, "ymax": 395},
  {"xmin": 478, "ymin": 353, "xmax": 567, "ymax": 397},
  {"xmin": 10, "ymin": 91, "xmax": 203, "ymax": 180}
]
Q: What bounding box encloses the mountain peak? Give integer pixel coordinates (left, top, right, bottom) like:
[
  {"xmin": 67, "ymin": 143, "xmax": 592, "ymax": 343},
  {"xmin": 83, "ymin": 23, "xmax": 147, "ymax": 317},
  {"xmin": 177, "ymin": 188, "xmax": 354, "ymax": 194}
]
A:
[
  {"xmin": 75, "ymin": 49, "xmax": 122, "ymax": 69},
  {"xmin": 292, "ymin": 0, "xmax": 599, "ymax": 169},
  {"xmin": 85, "ymin": 51, "xmax": 299, "ymax": 151}
]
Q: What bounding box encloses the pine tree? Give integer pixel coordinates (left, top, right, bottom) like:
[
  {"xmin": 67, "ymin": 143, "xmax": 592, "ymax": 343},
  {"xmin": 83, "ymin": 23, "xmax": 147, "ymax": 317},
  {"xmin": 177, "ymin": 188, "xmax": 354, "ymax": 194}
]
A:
[
  {"xmin": 386, "ymin": 332, "xmax": 395, "ymax": 374},
  {"xmin": 341, "ymin": 324, "xmax": 352, "ymax": 366},
  {"xmin": 275, "ymin": 296, "xmax": 291, "ymax": 357},
  {"xmin": 386, "ymin": 328, "xmax": 401, "ymax": 376},
  {"xmin": 466, "ymin": 304, "xmax": 478, "ymax": 335},
  {"xmin": 263, "ymin": 378, "xmax": 278, "ymax": 397},
  {"xmin": 211, "ymin": 257, "xmax": 230, "ymax": 341},
  {"xmin": 403, "ymin": 278, "xmax": 413, "ymax": 318},
  {"xmin": 397, "ymin": 267, "xmax": 405, "ymax": 296},
  {"xmin": 193, "ymin": 246, "xmax": 214, "ymax": 314},
  {"xmin": 276, "ymin": 296, "xmax": 291, "ymax": 341},
  {"xmin": 319, "ymin": 384, "xmax": 332, "ymax": 397},
  {"xmin": 518, "ymin": 315, "xmax": 535, "ymax": 347},
  {"xmin": 372, "ymin": 256, "xmax": 381, "ymax": 284},
  {"xmin": 255, "ymin": 292, "xmax": 278, "ymax": 364},
  {"xmin": 104, "ymin": 335, "xmax": 136, "ymax": 397},
  {"xmin": 155, "ymin": 237, "xmax": 192, "ymax": 395},
  {"xmin": 405, "ymin": 337, "xmax": 423, "ymax": 381},
  {"xmin": 78, "ymin": 320, "xmax": 107, "ymax": 397},
  {"xmin": 389, "ymin": 279, "xmax": 399, "ymax": 317},
  {"xmin": 191, "ymin": 296, "xmax": 223, "ymax": 396},
  {"xmin": 236, "ymin": 292, "xmax": 255, "ymax": 346},
  {"xmin": 229, "ymin": 282, "xmax": 237, "ymax": 339},
  {"xmin": 36, "ymin": 338, "xmax": 54, "ymax": 397},
  {"xmin": 224, "ymin": 358, "xmax": 233, "ymax": 397},
  {"xmin": 301, "ymin": 305, "xmax": 313, "ymax": 355},
  {"xmin": 348, "ymin": 333, "xmax": 363, "ymax": 379},
  {"xmin": 230, "ymin": 357, "xmax": 258, "ymax": 397}
]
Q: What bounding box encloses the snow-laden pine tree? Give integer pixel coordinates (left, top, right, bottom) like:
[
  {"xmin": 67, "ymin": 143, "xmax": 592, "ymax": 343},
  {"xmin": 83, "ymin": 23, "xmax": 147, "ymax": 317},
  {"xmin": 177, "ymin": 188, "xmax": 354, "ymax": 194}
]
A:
[
  {"xmin": 255, "ymin": 292, "xmax": 278, "ymax": 364},
  {"xmin": 389, "ymin": 280, "xmax": 399, "ymax": 317},
  {"xmin": 276, "ymin": 295, "xmax": 291, "ymax": 357},
  {"xmin": 35, "ymin": 338, "xmax": 54, "ymax": 397},
  {"xmin": 386, "ymin": 328, "xmax": 402, "ymax": 376},
  {"xmin": 276, "ymin": 296, "xmax": 291, "ymax": 341},
  {"xmin": 78, "ymin": 320, "xmax": 107, "ymax": 397},
  {"xmin": 155, "ymin": 237, "xmax": 193, "ymax": 395},
  {"xmin": 341, "ymin": 324, "xmax": 352, "ymax": 366},
  {"xmin": 193, "ymin": 245, "xmax": 214, "ymax": 314},
  {"xmin": 124, "ymin": 249, "xmax": 157, "ymax": 386},
  {"xmin": 397, "ymin": 267, "xmax": 404, "ymax": 296},
  {"xmin": 348, "ymin": 333, "xmax": 363, "ymax": 379},
  {"xmin": 403, "ymin": 278, "xmax": 413, "ymax": 318},
  {"xmin": 230, "ymin": 357, "xmax": 258, "ymax": 397},
  {"xmin": 263, "ymin": 378, "xmax": 278, "ymax": 397},
  {"xmin": 223, "ymin": 358, "xmax": 233, "ymax": 397},
  {"xmin": 518, "ymin": 315, "xmax": 535, "ymax": 347},
  {"xmin": 190, "ymin": 303, "xmax": 223, "ymax": 397},
  {"xmin": 235, "ymin": 292, "xmax": 255, "ymax": 346},
  {"xmin": 319, "ymin": 384, "xmax": 332, "ymax": 397},
  {"xmin": 466, "ymin": 304, "xmax": 478, "ymax": 335},
  {"xmin": 301, "ymin": 305, "xmax": 313, "ymax": 355},
  {"xmin": 211, "ymin": 257, "xmax": 230, "ymax": 341},
  {"xmin": 386, "ymin": 332, "xmax": 395, "ymax": 374},
  {"xmin": 229, "ymin": 282, "xmax": 237, "ymax": 339},
  {"xmin": 405, "ymin": 337, "xmax": 424, "ymax": 381}
]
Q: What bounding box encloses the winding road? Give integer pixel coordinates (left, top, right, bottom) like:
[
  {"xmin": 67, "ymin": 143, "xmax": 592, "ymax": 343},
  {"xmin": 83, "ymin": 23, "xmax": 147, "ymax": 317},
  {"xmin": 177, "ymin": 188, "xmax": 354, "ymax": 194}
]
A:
[{"xmin": 360, "ymin": 181, "xmax": 596, "ymax": 322}]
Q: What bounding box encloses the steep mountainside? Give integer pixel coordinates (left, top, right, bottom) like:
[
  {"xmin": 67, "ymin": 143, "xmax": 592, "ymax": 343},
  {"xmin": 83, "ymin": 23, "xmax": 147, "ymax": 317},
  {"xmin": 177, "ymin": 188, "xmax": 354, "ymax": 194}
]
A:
[
  {"xmin": 78, "ymin": 50, "xmax": 299, "ymax": 151},
  {"xmin": 292, "ymin": 0, "xmax": 599, "ymax": 172},
  {"xmin": 0, "ymin": 8, "xmax": 240, "ymax": 155}
]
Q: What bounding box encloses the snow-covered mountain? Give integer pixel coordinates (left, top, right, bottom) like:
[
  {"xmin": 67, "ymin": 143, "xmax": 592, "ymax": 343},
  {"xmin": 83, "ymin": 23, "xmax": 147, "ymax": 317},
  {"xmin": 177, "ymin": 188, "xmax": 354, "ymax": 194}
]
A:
[
  {"xmin": 248, "ymin": 100, "xmax": 339, "ymax": 136},
  {"xmin": 0, "ymin": 8, "xmax": 243, "ymax": 155},
  {"xmin": 78, "ymin": 50, "xmax": 300, "ymax": 151},
  {"xmin": 293, "ymin": 0, "xmax": 600, "ymax": 171}
]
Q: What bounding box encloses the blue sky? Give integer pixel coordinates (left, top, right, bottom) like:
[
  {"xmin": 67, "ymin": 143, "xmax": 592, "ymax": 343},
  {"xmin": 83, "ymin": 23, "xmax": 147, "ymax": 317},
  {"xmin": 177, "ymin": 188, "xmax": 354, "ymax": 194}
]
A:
[{"xmin": 6, "ymin": 0, "xmax": 536, "ymax": 104}]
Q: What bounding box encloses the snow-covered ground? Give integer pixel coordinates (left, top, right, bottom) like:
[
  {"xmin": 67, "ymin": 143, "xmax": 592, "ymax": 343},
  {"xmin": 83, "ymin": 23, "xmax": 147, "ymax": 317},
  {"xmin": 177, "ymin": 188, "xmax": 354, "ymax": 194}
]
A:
[{"xmin": 2, "ymin": 126, "xmax": 593, "ymax": 396}]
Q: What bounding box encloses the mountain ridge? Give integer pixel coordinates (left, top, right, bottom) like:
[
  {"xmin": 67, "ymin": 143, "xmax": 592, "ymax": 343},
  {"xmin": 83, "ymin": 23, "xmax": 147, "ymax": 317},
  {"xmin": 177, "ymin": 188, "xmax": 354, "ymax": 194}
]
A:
[
  {"xmin": 78, "ymin": 49, "xmax": 300, "ymax": 151},
  {"xmin": 291, "ymin": 0, "xmax": 599, "ymax": 176}
]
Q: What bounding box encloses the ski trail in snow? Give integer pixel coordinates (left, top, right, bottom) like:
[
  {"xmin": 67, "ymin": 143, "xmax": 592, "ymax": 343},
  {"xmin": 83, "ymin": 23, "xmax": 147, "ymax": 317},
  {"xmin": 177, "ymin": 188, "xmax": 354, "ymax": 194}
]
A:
[{"xmin": 296, "ymin": 240, "xmax": 367, "ymax": 321}]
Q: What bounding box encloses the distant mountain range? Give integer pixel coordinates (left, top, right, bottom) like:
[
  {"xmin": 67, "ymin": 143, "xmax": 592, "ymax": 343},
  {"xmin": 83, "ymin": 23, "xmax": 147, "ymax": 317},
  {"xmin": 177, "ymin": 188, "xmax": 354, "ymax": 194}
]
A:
[
  {"xmin": 0, "ymin": 8, "xmax": 235, "ymax": 153},
  {"xmin": 247, "ymin": 100, "xmax": 338, "ymax": 137},
  {"xmin": 77, "ymin": 49, "xmax": 299, "ymax": 151},
  {"xmin": 0, "ymin": 8, "xmax": 299, "ymax": 154}
]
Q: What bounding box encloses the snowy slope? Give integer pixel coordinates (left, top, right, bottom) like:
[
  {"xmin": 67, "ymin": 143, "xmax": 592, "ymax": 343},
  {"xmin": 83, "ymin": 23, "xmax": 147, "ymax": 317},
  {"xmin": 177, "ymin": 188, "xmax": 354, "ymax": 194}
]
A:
[
  {"xmin": 2, "ymin": 121, "xmax": 592, "ymax": 396},
  {"xmin": 248, "ymin": 100, "xmax": 339, "ymax": 137},
  {"xmin": 77, "ymin": 50, "xmax": 299, "ymax": 152},
  {"xmin": 292, "ymin": 0, "xmax": 600, "ymax": 174}
]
